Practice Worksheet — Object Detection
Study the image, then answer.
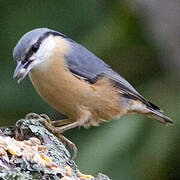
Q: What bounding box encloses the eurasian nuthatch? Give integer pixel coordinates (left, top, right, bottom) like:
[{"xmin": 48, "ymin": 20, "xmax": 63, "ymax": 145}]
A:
[{"xmin": 13, "ymin": 28, "xmax": 172, "ymax": 158}]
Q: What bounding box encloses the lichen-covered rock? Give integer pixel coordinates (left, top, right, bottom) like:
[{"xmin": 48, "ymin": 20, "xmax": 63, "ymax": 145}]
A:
[{"xmin": 0, "ymin": 116, "xmax": 111, "ymax": 180}]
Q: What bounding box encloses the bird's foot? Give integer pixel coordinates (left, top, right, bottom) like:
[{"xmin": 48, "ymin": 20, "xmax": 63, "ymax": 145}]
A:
[
  {"xmin": 39, "ymin": 113, "xmax": 51, "ymax": 123},
  {"xmin": 39, "ymin": 118, "xmax": 57, "ymax": 134},
  {"xmin": 58, "ymin": 134, "xmax": 78, "ymax": 160},
  {"xmin": 25, "ymin": 113, "xmax": 79, "ymax": 160},
  {"xmin": 39, "ymin": 118, "xmax": 79, "ymax": 160},
  {"xmin": 25, "ymin": 112, "xmax": 42, "ymax": 120},
  {"xmin": 26, "ymin": 113, "xmax": 52, "ymax": 124}
]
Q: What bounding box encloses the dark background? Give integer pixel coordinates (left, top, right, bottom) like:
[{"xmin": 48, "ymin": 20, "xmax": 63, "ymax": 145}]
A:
[{"xmin": 0, "ymin": 1, "xmax": 179, "ymax": 179}]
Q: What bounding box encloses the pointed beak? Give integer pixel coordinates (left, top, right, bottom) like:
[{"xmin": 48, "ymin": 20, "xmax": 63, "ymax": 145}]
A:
[
  {"xmin": 13, "ymin": 60, "xmax": 33, "ymax": 83},
  {"xmin": 13, "ymin": 61, "xmax": 24, "ymax": 78}
]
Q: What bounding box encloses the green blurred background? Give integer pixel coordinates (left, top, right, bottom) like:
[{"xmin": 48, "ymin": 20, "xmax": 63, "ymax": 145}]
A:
[{"xmin": 0, "ymin": 0, "xmax": 179, "ymax": 179}]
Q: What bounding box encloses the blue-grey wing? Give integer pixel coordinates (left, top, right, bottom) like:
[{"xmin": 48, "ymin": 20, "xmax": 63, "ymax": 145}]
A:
[
  {"xmin": 66, "ymin": 40, "xmax": 135, "ymax": 89},
  {"xmin": 65, "ymin": 40, "xmax": 160, "ymax": 110}
]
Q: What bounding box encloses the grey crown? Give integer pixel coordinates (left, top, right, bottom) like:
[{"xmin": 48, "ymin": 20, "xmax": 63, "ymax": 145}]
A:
[{"xmin": 13, "ymin": 28, "xmax": 56, "ymax": 61}]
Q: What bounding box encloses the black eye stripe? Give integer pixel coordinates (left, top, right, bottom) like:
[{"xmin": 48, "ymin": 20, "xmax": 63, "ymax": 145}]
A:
[
  {"xmin": 22, "ymin": 42, "xmax": 40, "ymax": 64},
  {"xmin": 21, "ymin": 31, "xmax": 69, "ymax": 65},
  {"xmin": 31, "ymin": 42, "xmax": 40, "ymax": 52}
]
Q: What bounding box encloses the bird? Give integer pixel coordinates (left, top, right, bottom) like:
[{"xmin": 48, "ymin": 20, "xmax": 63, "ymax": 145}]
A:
[{"xmin": 13, "ymin": 28, "xmax": 172, "ymax": 159}]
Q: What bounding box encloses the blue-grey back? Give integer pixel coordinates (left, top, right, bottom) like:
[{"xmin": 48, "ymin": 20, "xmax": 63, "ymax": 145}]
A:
[{"xmin": 66, "ymin": 39, "xmax": 140, "ymax": 95}]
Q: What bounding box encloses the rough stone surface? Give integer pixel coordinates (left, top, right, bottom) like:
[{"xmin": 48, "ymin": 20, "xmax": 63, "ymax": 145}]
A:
[{"xmin": 0, "ymin": 116, "xmax": 111, "ymax": 180}]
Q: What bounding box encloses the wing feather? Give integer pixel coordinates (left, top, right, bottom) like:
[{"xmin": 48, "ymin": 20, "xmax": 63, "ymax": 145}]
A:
[{"xmin": 65, "ymin": 40, "xmax": 160, "ymax": 111}]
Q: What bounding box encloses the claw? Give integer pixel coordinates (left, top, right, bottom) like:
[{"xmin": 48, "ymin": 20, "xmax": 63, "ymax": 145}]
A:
[
  {"xmin": 40, "ymin": 114, "xmax": 51, "ymax": 123},
  {"xmin": 25, "ymin": 113, "xmax": 41, "ymax": 119},
  {"xmin": 58, "ymin": 134, "xmax": 78, "ymax": 160},
  {"xmin": 39, "ymin": 118, "xmax": 57, "ymax": 134}
]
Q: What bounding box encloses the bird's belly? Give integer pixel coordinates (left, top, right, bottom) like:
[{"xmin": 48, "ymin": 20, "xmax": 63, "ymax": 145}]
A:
[
  {"xmin": 29, "ymin": 69, "xmax": 94, "ymax": 120},
  {"xmin": 29, "ymin": 67, "xmax": 127, "ymax": 126}
]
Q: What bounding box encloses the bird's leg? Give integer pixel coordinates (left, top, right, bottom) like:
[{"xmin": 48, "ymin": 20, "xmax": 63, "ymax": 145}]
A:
[
  {"xmin": 55, "ymin": 121, "xmax": 79, "ymax": 134},
  {"xmin": 40, "ymin": 118, "xmax": 79, "ymax": 134},
  {"xmin": 51, "ymin": 119, "xmax": 74, "ymax": 127},
  {"xmin": 40, "ymin": 114, "xmax": 75, "ymax": 127}
]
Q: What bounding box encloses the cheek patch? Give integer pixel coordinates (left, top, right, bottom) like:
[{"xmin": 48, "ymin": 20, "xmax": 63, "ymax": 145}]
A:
[{"xmin": 35, "ymin": 35, "xmax": 55, "ymax": 62}]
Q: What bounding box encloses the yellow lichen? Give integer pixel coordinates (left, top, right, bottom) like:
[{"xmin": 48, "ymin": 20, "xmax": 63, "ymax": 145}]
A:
[
  {"xmin": 65, "ymin": 165, "xmax": 72, "ymax": 176},
  {"xmin": 77, "ymin": 171, "xmax": 94, "ymax": 179},
  {"xmin": 7, "ymin": 148, "xmax": 16, "ymax": 155},
  {"xmin": 40, "ymin": 154, "xmax": 51, "ymax": 162}
]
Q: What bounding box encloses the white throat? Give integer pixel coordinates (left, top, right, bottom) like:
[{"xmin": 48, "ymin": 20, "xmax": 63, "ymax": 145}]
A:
[{"xmin": 29, "ymin": 35, "xmax": 56, "ymax": 70}]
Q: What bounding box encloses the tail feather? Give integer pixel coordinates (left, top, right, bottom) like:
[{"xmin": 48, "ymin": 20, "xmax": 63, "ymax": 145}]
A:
[
  {"xmin": 128, "ymin": 99, "xmax": 173, "ymax": 125},
  {"xmin": 147, "ymin": 107, "xmax": 173, "ymax": 124}
]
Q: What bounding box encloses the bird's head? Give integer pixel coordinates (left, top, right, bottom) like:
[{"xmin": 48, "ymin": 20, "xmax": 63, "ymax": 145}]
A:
[{"xmin": 13, "ymin": 28, "xmax": 65, "ymax": 83}]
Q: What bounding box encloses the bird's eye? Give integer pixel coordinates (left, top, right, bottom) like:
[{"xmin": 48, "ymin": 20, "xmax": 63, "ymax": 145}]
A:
[{"xmin": 31, "ymin": 42, "xmax": 39, "ymax": 53}]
